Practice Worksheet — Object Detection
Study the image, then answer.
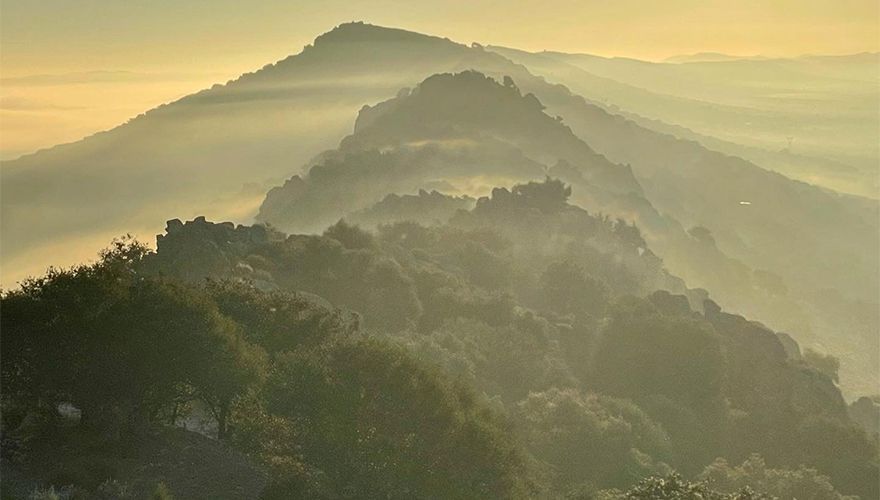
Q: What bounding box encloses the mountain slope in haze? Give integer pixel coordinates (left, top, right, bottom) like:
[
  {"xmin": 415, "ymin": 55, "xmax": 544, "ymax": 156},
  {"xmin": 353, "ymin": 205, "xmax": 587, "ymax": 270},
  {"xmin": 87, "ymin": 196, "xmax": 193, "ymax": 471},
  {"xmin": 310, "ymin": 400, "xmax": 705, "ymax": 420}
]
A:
[
  {"xmin": 486, "ymin": 60, "xmax": 878, "ymax": 397},
  {"xmin": 522, "ymin": 49, "xmax": 880, "ymax": 177},
  {"xmin": 5, "ymin": 22, "xmax": 873, "ymax": 304},
  {"xmin": 0, "ymin": 23, "xmax": 491, "ymax": 283},
  {"xmin": 272, "ymin": 31, "xmax": 880, "ymax": 397},
  {"xmin": 255, "ymin": 68, "xmax": 877, "ymax": 400},
  {"xmin": 3, "ymin": 22, "xmax": 876, "ymax": 396},
  {"xmin": 141, "ymin": 190, "xmax": 875, "ymax": 497},
  {"xmin": 257, "ymin": 25, "xmax": 880, "ymax": 396},
  {"xmin": 504, "ymin": 64, "xmax": 878, "ymax": 303},
  {"xmin": 257, "ymin": 71, "xmax": 645, "ymax": 232},
  {"xmin": 664, "ymin": 52, "xmax": 759, "ymax": 63},
  {"xmin": 488, "ymin": 45, "xmax": 878, "ymax": 198}
]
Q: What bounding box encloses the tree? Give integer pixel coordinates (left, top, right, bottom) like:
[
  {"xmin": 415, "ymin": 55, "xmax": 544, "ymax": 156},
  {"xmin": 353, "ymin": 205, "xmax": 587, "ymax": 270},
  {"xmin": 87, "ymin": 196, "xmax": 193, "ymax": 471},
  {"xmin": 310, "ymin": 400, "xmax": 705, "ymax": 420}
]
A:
[
  {"xmin": 699, "ymin": 454, "xmax": 855, "ymax": 500},
  {"xmin": 259, "ymin": 337, "xmax": 537, "ymax": 498},
  {"xmin": 512, "ymin": 177, "xmax": 572, "ymax": 214},
  {"xmin": 1, "ymin": 240, "xmax": 267, "ymax": 440},
  {"xmin": 594, "ymin": 297, "xmax": 725, "ymax": 411},
  {"xmin": 540, "ymin": 260, "xmax": 610, "ymax": 318},
  {"xmin": 802, "ymin": 348, "xmax": 840, "ymax": 383},
  {"xmin": 515, "ymin": 388, "xmax": 672, "ymax": 491},
  {"xmin": 323, "ymin": 219, "xmax": 376, "ymax": 250},
  {"xmin": 403, "ymin": 315, "xmax": 575, "ymax": 404},
  {"xmin": 792, "ymin": 417, "xmax": 879, "ymax": 499},
  {"xmin": 205, "ymin": 280, "xmax": 356, "ymax": 354},
  {"xmin": 613, "ymin": 219, "xmax": 646, "ymax": 250},
  {"xmin": 592, "ymin": 297, "xmax": 727, "ymax": 469},
  {"xmin": 604, "ymin": 473, "xmax": 772, "ymax": 499}
]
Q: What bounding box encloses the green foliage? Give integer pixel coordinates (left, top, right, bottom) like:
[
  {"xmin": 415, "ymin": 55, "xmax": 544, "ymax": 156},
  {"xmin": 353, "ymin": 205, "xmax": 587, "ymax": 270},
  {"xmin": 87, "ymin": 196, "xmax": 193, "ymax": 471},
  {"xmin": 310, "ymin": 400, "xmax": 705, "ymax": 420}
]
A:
[
  {"xmin": 266, "ymin": 234, "xmax": 423, "ymax": 331},
  {"xmin": 699, "ymin": 454, "xmax": 855, "ymax": 500},
  {"xmin": 608, "ymin": 473, "xmax": 772, "ymax": 499},
  {"xmin": 204, "ymin": 280, "xmax": 355, "ymax": 354},
  {"xmin": 257, "ymin": 337, "xmax": 536, "ymax": 498},
  {"xmin": 509, "ymin": 177, "xmax": 572, "ymax": 215},
  {"xmin": 132, "ymin": 188, "xmax": 879, "ymax": 497},
  {"xmin": 5, "ymin": 174, "xmax": 878, "ymax": 498},
  {"xmin": 401, "ymin": 315, "xmax": 576, "ymax": 404},
  {"xmin": 540, "ymin": 260, "xmax": 609, "ymax": 318},
  {"xmin": 323, "ymin": 219, "xmax": 376, "ymax": 250},
  {"xmin": 803, "ymin": 349, "xmax": 841, "ymax": 383},
  {"xmin": 1, "ymin": 240, "xmax": 266, "ymax": 439},
  {"xmin": 3, "ymin": 239, "xmax": 537, "ymax": 498},
  {"xmin": 515, "ymin": 388, "xmax": 672, "ymax": 490},
  {"xmin": 594, "ymin": 297, "xmax": 725, "ymax": 411},
  {"xmin": 791, "ymin": 417, "xmax": 879, "ymax": 499},
  {"xmin": 350, "ymin": 189, "xmax": 475, "ymax": 227}
]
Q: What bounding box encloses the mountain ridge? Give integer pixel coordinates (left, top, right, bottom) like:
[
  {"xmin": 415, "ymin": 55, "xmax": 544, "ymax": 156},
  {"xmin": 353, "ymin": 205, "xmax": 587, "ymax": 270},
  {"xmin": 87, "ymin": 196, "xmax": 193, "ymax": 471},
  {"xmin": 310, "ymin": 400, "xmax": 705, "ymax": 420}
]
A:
[{"xmin": 1, "ymin": 22, "xmax": 875, "ymax": 396}]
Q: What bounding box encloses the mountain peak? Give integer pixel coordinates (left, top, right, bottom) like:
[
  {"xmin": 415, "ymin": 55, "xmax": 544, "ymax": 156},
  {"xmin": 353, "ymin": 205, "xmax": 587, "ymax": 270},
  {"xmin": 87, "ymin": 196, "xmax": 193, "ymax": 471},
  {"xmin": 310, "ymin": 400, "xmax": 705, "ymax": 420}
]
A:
[
  {"xmin": 350, "ymin": 71, "xmax": 548, "ymax": 139},
  {"xmin": 313, "ymin": 21, "xmax": 458, "ymax": 47}
]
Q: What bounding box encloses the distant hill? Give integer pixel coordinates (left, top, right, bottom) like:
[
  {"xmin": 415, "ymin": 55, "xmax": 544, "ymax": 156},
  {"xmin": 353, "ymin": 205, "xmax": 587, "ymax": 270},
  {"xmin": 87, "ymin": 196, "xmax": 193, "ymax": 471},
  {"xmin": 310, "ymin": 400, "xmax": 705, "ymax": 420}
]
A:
[
  {"xmin": 664, "ymin": 52, "xmax": 759, "ymax": 63},
  {"xmin": 490, "ymin": 46, "xmax": 879, "ymax": 198}
]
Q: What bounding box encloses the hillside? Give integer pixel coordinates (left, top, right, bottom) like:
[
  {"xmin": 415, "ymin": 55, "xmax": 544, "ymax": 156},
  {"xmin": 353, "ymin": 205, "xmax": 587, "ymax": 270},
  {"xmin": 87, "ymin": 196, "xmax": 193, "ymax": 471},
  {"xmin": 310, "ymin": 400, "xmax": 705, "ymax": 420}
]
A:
[
  {"xmin": 257, "ymin": 71, "xmax": 644, "ymax": 231},
  {"xmin": 141, "ymin": 184, "xmax": 876, "ymax": 497},
  {"xmin": 0, "ymin": 23, "xmax": 480, "ymax": 282},
  {"xmin": 488, "ymin": 45, "xmax": 877, "ymax": 197},
  {"xmin": 4, "ymin": 8, "xmax": 879, "ymax": 500},
  {"xmin": 2, "ymin": 22, "xmax": 875, "ymax": 396},
  {"xmin": 526, "ymin": 50, "xmax": 879, "ymax": 185},
  {"xmin": 257, "ymin": 66, "xmax": 878, "ymax": 398}
]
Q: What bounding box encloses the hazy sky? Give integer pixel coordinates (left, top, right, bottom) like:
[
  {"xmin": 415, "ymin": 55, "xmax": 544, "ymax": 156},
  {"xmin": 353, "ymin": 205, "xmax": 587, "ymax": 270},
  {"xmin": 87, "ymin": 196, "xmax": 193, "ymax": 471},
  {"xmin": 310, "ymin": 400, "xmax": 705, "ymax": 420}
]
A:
[{"xmin": 1, "ymin": 0, "xmax": 878, "ymax": 158}]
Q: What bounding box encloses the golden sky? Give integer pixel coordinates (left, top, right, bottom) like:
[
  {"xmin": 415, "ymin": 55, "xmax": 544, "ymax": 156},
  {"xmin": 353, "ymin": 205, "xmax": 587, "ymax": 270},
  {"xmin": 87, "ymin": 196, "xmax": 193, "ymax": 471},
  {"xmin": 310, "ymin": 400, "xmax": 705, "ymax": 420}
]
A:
[{"xmin": 1, "ymin": 0, "xmax": 878, "ymax": 158}]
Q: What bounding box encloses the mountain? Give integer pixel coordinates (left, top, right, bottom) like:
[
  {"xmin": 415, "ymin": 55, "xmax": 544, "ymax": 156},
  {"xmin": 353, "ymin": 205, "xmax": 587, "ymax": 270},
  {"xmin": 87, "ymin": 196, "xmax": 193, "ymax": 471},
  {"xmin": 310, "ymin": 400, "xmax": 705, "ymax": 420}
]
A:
[
  {"xmin": 0, "ymin": 23, "xmax": 480, "ymax": 282},
  {"xmin": 489, "ymin": 46, "xmax": 880, "ymax": 198},
  {"xmin": 255, "ymin": 66, "xmax": 877, "ymax": 396},
  {"xmin": 2, "ymin": 22, "xmax": 875, "ymax": 396},
  {"xmin": 4, "ymin": 22, "xmax": 878, "ymax": 500},
  {"xmin": 134, "ymin": 186, "xmax": 873, "ymax": 497},
  {"xmin": 8, "ymin": 184, "xmax": 874, "ymax": 496},
  {"xmin": 257, "ymin": 71, "xmax": 645, "ymax": 232},
  {"xmin": 497, "ymin": 66, "xmax": 879, "ymax": 397},
  {"xmin": 569, "ymin": 51, "xmax": 879, "ymax": 172},
  {"xmin": 664, "ymin": 52, "xmax": 757, "ymax": 63}
]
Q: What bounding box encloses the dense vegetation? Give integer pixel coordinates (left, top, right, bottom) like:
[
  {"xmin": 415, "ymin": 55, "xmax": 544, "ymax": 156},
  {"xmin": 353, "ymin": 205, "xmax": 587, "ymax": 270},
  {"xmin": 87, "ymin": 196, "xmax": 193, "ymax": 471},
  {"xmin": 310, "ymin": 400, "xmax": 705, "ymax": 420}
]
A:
[
  {"xmin": 255, "ymin": 66, "xmax": 878, "ymax": 399},
  {"xmin": 2, "ymin": 24, "xmax": 876, "ymax": 500},
  {"xmin": 1, "ymin": 241, "xmax": 534, "ymax": 498},
  {"xmin": 4, "ymin": 178, "xmax": 874, "ymax": 498}
]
